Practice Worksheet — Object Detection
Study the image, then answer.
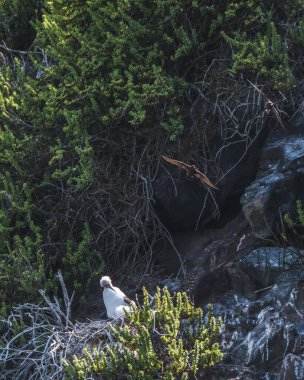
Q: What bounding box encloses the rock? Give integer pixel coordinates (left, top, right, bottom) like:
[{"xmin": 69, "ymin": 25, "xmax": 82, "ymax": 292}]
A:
[
  {"xmin": 241, "ymin": 111, "xmax": 304, "ymax": 238},
  {"xmin": 153, "ymin": 127, "xmax": 268, "ymax": 231},
  {"xmin": 157, "ymin": 212, "xmax": 261, "ymax": 275},
  {"xmin": 153, "ymin": 168, "xmax": 215, "ymax": 230},
  {"xmin": 251, "ymin": 283, "xmax": 295, "ymax": 311},
  {"xmin": 195, "ymin": 282, "xmax": 304, "ymax": 377},
  {"xmin": 279, "ymin": 354, "xmax": 304, "ymax": 380},
  {"xmin": 194, "ymin": 268, "xmax": 255, "ymax": 306},
  {"xmin": 232, "ymin": 306, "xmax": 286, "ymax": 369},
  {"xmin": 239, "ymin": 247, "xmax": 303, "ymax": 288},
  {"xmin": 220, "ymin": 281, "xmax": 304, "ymax": 376},
  {"xmin": 160, "ymin": 278, "xmax": 182, "ymax": 293},
  {"xmin": 198, "ymin": 365, "xmax": 259, "ymax": 380}
]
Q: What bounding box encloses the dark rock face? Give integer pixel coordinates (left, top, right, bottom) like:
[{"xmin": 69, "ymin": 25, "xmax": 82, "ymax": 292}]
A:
[
  {"xmin": 239, "ymin": 246, "xmax": 304, "ymax": 288},
  {"xmin": 194, "ymin": 268, "xmax": 255, "ymax": 306},
  {"xmin": 153, "ymin": 170, "xmax": 213, "ymax": 230},
  {"xmin": 241, "ymin": 112, "xmax": 304, "ymax": 238},
  {"xmin": 191, "ymin": 243, "xmax": 304, "ymax": 379},
  {"xmin": 279, "ymin": 354, "xmax": 304, "ymax": 380},
  {"xmin": 154, "ymin": 128, "xmax": 268, "ymax": 231},
  {"xmin": 156, "ymin": 212, "xmax": 262, "ymax": 276},
  {"xmin": 154, "ymin": 111, "xmax": 304, "ymax": 380},
  {"xmin": 198, "ymin": 279, "xmax": 304, "ymax": 380}
]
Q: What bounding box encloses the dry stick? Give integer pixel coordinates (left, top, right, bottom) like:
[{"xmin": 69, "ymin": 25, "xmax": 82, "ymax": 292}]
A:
[
  {"xmin": 56, "ymin": 270, "xmax": 74, "ymax": 326},
  {"xmin": 0, "ymin": 43, "xmax": 40, "ymax": 55},
  {"xmin": 38, "ymin": 290, "xmax": 63, "ymax": 327},
  {"xmin": 215, "ymin": 125, "xmax": 263, "ymax": 185},
  {"xmin": 1, "ymin": 273, "xmax": 113, "ymax": 379},
  {"xmin": 163, "ymin": 227, "xmax": 186, "ymax": 277},
  {"xmin": 248, "ymin": 80, "xmax": 286, "ymax": 131},
  {"xmin": 255, "ymin": 285, "xmax": 274, "ymax": 293},
  {"xmin": 195, "ymin": 188, "xmax": 220, "ymax": 231}
]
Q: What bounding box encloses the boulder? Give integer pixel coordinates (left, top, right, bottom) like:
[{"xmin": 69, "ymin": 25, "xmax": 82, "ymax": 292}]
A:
[
  {"xmin": 194, "ymin": 268, "xmax": 255, "ymax": 306},
  {"xmin": 226, "ymin": 282, "xmax": 304, "ymax": 373},
  {"xmin": 198, "ymin": 280, "xmax": 304, "ymax": 379},
  {"xmin": 241, "ymin": 109, "xmax": 304, "ymax": 238},
  {"xmin": 153, "ymin": 169, "xmax": 214, "ymax": 230},
  {"xmin": 157, "ymin": 212, "xmax": 261, "ymax": 276},
  {"xmin": 239, "ymin": 247, "xmax": 303, "ymax": 288}
]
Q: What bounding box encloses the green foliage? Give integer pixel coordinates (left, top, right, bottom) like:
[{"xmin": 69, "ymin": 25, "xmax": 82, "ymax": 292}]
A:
[
  {"xmin": 64, "ymin": 287, "xmax": 223, "ymax": 379},
  {"xmin": 284, "ymin": 200, "xmax": 304, "ymax": 231},
  {"xmin": 34, "ymin": 0, "xmax": 223, "ymax": 138},
  {"xmin": 64, "ymin": 223, "xmax": 103, "ymax": 291},
  {"xmin": 0, "ymin": 0, "xmax": 230, "ymax": 313},
  {"xmin": 281, "ymin": 200, "xmax": 304, "ymax": 249},
  {"xmin": 0, "ymin": 171, "xmax": 46, "ymax": 311},
  {"xmin": 0, "ymin": 60, "xmax": 104, "ymax": 315},
  {"xmin": 220, "ymin": 0, "xmax": 304, "ymax": 90}
]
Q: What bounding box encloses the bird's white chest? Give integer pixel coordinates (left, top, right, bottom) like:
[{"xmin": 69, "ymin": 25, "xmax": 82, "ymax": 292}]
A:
[{"xmin": 103, "ymin": 287, "xmax": 129, "ymax": 319}]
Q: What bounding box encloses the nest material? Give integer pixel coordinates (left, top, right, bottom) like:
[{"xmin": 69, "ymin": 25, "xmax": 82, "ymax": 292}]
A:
[{"xmin": 0, "ymin": 271, "xmax": 113, "ymax": 380}]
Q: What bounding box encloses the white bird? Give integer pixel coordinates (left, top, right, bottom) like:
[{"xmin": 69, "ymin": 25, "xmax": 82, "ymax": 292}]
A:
[{"xmin": 100, "ymin": 276, "xmax": 134, "ymax": 319}]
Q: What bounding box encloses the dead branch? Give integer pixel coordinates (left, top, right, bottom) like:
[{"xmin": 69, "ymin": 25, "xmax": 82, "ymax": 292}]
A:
[{"xmin": 0, "ymin": 272, "xmax": 111, "ymax": 380}]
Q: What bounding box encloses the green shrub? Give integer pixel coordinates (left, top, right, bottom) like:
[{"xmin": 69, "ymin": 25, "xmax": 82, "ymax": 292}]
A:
[
  {"xmin": 284, "ymin": 200, "xmax": 304, "ymax": 236},
  {"xmin": 220, "ymin": 0, "xmax": 304, "ymax": 90},
  {"xmin": 0, "ymin": 0, "xmax": 228, "ymax": 313},
  {"xmin": 34, "ymin": 0, "xmax": 223, "ymax": 139},
  {"xmin": 64, "ymin": 287, "xmax": 223, "ymax": 379},
  {"xmin": 0, "ymin": 171, "xmax": 47, "ymax": 311},
  {"xmin": 0, "ymin": 56, "xmax": 105, "ymax": 314}
]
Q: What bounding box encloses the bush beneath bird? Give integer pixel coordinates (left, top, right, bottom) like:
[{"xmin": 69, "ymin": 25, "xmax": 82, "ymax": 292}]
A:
[{"xmin": 65, "ymin": 287, "xmax": 223, "ymax": 379}]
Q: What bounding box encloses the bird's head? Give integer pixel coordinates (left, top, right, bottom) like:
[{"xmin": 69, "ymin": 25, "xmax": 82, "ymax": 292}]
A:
[{"xmin": 100, "ymin": 276, "xmax": 112, "ymax": 288}]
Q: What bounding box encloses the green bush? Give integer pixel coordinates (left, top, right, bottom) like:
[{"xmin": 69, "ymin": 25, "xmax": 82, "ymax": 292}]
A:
[
  {"xmin": 283, "ymin": 200, "xmax": 304, "ymax": 233},
  {"xmin": 64, "ymin": 287, "xmax": 223, "ymax": 379},
  {"xmin": 0, "ymin": 53, "xmax": 104, "ymax": 313},
  {"xmin": 0, "ymin": 171, "xmax": 46, "ymax": 314},
  {"xmin": 0, "ymin": 0, "xmax": 228, "ymax": 313},
  {"xmin": 34, "ymin": 0, "xmax": 224, "ymax": 139},
  {"xmin": 220, "ymin": 0, "xmax": 304, "ymax": 90}
]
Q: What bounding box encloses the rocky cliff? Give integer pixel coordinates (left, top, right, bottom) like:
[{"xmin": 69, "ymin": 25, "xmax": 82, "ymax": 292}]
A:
[{"xmin": 153, "ymin": 107, "xmax": 304, "ymax": 379}]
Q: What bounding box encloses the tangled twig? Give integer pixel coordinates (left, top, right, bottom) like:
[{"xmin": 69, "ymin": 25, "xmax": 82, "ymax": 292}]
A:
[{"xmin": 0, "ymin": 271, "xmax": 111, "ymax": 380}]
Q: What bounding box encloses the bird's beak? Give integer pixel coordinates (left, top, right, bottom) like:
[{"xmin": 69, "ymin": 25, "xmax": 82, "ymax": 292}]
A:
[{"xmin": 109, "ymin": 284, "xmax": 117, "ymax": 293}]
